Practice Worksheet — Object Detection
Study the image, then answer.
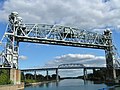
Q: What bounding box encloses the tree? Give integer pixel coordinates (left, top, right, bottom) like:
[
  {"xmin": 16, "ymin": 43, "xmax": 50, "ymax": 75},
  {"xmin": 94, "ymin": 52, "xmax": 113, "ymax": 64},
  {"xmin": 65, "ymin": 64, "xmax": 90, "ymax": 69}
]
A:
[
  {"xmin": 21, "ymin": 72, "xmax": 25, "ymax": 82},
  {"xmin": 0, "ymin": 69, "xmax": 11, "ymax": 85}
]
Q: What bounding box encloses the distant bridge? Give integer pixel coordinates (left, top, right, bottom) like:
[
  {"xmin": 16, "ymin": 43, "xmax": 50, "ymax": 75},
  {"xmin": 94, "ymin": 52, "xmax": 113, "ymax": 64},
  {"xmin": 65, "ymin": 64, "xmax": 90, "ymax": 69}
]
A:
[
  {"xmin": 21, "ymin": 63, "xmax": 106, "ymax": 72},
  {"xmin": 20, "ymin": 63, "xmax": 109, "ymax": 81},
  {"xmin": 21, "ymin": 63, "xmax": 120, "ymax": 81},
  {"xmin": 21, "ymin": 63, "xmax": 120, "ymax": 72},
  {"xmin": 21, "ymin": 67, "xmax": 107, "ymax": 72}
]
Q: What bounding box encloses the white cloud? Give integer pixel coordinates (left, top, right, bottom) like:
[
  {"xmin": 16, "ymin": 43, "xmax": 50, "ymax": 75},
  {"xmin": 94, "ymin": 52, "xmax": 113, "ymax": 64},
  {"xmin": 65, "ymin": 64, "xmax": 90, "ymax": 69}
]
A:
[
  {"xmin": 19, "ymin": 55, "xmax": 27, "ymax": 60},
  {"xmin": 0, "ymin": 0, "xmax": 120, "ymax": 30},
  {"xmin": 44, "ymin": 53, "xmax": 106, "ymax": 77},
  {"xmin": 44, "ymin": 54, "xmax": 106, "ymax": 68}
]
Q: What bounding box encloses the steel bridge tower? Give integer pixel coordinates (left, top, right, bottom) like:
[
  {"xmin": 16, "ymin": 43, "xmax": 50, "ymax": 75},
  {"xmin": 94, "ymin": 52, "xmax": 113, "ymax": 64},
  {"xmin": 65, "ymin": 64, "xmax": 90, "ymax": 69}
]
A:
[{"xmin": 0, "ymin": 12, "xmax": 120, "ymax": 81}]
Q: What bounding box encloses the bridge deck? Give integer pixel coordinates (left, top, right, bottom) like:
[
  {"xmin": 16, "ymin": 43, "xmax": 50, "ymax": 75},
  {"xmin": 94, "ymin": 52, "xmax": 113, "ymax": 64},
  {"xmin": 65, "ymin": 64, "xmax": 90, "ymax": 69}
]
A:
[{"xmin": 21, "ymin": 67, "xmax": 107, "ymax": 72}]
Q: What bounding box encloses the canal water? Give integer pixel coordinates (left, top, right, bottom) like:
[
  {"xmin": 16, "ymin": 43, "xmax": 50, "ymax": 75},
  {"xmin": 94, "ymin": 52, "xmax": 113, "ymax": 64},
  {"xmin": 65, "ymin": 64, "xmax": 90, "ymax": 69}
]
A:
[{"xmin": 25, "ymin": 79, "xmax": 120, "ymax": 90}]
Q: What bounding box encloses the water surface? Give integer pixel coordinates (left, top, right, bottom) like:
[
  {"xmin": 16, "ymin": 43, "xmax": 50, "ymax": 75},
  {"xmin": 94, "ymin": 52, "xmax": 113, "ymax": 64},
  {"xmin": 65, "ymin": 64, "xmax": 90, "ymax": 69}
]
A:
[{"xmin": 25, "ymin": 79, "xmax": 120, "ymax": 90}]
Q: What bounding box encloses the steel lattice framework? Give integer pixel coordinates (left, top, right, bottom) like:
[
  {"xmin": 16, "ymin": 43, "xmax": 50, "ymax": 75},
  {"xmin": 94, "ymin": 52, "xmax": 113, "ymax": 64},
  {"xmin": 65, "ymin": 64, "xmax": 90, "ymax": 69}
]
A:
[
  {"xmin": 58, "ymin": 63, "xmax": 85, "ymax": 69},
  {"xmin": 0, "ymin": 12, "xmax": 120, "ymax": 80}
]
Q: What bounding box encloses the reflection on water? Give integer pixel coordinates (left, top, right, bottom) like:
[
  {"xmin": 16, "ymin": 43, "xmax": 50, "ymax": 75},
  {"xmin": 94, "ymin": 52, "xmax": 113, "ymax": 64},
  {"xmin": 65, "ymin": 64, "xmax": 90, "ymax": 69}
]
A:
[{"xmin": 25, "ymin": 79, "xmax": 120, "ymax": 90}]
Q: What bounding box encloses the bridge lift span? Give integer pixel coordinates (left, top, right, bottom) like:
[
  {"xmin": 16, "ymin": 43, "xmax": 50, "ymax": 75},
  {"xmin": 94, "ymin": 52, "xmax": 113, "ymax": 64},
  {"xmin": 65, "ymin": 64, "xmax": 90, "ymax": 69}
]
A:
[{"xmin": 0, "ymin": 12, "xmax": 120, "ymax": 81}]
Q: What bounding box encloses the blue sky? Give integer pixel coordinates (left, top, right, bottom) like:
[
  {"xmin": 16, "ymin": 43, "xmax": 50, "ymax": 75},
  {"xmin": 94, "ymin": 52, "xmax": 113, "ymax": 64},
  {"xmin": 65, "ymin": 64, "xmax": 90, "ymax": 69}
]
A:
[{"xmin": 0, "ymin": 0, "xmax": 120, "ymax": 76}]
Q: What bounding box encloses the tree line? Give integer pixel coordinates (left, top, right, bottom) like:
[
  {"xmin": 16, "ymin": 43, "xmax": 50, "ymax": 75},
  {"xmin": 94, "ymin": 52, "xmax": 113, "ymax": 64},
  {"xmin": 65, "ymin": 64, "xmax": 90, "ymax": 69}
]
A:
[
  {"xmin": 21, "ymin": 72, "xmax": 60, "ymax": 83},
  {"xmin": 0, "ymin": 69, "xmax": 12, "ymax": 85}
]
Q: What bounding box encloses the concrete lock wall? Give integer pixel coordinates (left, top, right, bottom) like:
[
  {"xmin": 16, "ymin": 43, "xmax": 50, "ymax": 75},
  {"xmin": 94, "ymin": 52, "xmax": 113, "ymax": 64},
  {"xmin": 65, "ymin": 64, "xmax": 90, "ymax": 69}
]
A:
[
  {"xmin": 10, "ymin": 68, "xmax": 21, "ymax": 84},
  {"xmin": 0, "ymin": 83, "xmax": 24, "ymax": 90}
]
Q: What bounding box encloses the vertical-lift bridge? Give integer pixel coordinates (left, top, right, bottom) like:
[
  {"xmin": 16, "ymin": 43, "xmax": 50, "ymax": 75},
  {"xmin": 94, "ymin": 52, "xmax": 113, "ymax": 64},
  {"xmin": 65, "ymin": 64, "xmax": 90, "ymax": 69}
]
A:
[{"xmin": 0, "ymin": 12, "xmax": 120, "ymax": 81}]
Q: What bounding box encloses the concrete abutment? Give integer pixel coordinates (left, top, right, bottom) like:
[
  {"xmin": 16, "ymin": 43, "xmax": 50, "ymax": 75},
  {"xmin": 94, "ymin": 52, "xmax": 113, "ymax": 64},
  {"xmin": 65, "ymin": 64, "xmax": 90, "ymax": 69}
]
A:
[{"xmin": 10, "ymin": 68, "xmax": 21, "ymax": 84}]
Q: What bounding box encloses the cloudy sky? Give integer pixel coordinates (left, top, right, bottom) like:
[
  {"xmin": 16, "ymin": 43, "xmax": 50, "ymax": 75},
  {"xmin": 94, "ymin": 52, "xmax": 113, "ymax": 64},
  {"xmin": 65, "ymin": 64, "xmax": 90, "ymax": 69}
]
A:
[
  {"xmin": 0, "ymin": 0, "xmax": 120, "ymax": 77},
  {"xmin": 0, "ymin": 0, "xmax": 120, "ymax": 30}
]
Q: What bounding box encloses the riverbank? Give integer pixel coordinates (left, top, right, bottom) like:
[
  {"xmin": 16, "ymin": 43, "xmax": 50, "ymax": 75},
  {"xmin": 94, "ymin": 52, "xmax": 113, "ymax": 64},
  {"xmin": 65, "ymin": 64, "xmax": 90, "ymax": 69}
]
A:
[
  {"xmin": 0, "ymin": 83, "xmax": 24, "ymax": 90},
  {"xmin": 25, "ymin": 80, "xmax": 57, "ymax": 86}
]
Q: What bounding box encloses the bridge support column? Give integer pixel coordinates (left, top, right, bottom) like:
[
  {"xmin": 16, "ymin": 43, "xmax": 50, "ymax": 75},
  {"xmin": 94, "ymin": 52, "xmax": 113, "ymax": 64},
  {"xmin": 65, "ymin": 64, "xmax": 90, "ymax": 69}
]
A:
[
  {"xmin": 83, "ymin": 68, "xmax": 88, "ymax": 80},
  {"xmin": 34, "ymin": 71, "xmax": 37, "ymax": 80},
  {"xmin": 56, "ymin": 69, "xmax": 59, "ymax": 81},
  {"xmin": 93, "ymin": 69, "xmax": 96, "ymax": 75},
  {"xmin": 10, "ymin": 68, "xmax": 21, "ymax": 84},
  {"xmin": 104, "ymin": 30, "xmax": 117, "ymax": 82},
  {"xmin": 46, "ymin": 70, "xmax": 49, "ymax": 80},
  {"xmin": 106, "ymin": 68, "xmax": 118, "ymax": 83},
  {"xmin": 93, "ymin": 69, "xmax": 96, "ymax": 77},
  {"xmin": 24, "ymin": 73, "xmax": 26, "ymax": 82}
]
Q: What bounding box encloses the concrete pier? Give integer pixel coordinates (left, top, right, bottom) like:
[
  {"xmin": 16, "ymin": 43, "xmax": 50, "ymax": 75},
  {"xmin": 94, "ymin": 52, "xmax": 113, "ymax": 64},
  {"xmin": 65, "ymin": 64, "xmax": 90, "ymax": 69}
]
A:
[
  {"xmin": 10, "ymin": 68, "xmax": 21, "ymax": 84},
  {"xmin": 34, "ymin": 71, "xmax": 37, "ymax": 80},
  {"xmin": 46, "ymin": 70, "xmax": 49, "ymax": 80},
  {"xmin": 83, "ymin": 68, "xmax": 88, "ymax": 80},
  {"xmin": 56, "ymin": 69, "xmax": 59, "ymax": 81}
]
